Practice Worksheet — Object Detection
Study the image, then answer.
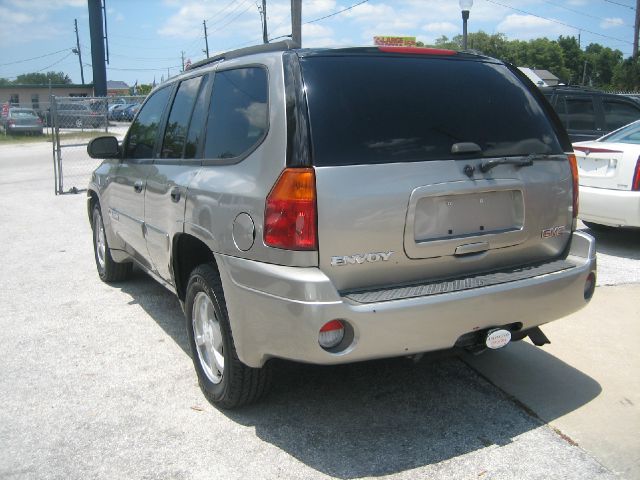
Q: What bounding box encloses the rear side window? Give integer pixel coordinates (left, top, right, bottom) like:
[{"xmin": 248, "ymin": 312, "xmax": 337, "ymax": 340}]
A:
[
  {"xmin": 161, "ymin": 75, "xmax": 203, "ymax": 159},
  {"xmin": 204, "ymin": 67, "xmax": 268, "ymax": 160},
  {"xmin": 602, "ymin": 100, "xmax": 640, "ymax": 131},
  {"xmin": 300, "ymin": 55, "xmax": 563, "ymax": 166},
  {"xmin": 125, "ymin": 86, "xmax": 171, "ymax": 159}
]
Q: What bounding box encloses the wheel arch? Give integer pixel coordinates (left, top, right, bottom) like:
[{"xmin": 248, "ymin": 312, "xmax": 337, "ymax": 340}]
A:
[{"xmin": 172, "ymin": 233, "xmax": 218, "ymax": 301}]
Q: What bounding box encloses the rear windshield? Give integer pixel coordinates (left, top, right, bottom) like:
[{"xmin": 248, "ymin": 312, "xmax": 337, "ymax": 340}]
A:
[
  {"xmin": 300, "ymin": 55, "xmax": 563, "ymax": 166},
  {"xmin": 10, "ymin": 109, "xmax": 38, "ymax": 118}
]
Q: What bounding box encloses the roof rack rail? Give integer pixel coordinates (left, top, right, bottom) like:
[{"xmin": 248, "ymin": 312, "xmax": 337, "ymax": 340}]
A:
[{"xmin": 187, "ymin": 39, "xmax": 300, "ymax": 71}]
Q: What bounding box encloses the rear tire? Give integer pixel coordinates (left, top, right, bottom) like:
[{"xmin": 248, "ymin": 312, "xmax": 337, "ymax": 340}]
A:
[
  {"xmin": 185, "ymin": 264, "xmax": 272, "ymax": 408},
  {"xmin": 92, "ymin": 204, "xmax": 132, "ymax": 283}
]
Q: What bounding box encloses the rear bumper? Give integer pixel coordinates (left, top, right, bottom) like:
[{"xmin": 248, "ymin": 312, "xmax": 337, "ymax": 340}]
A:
[
  {"xmin": 6, "ymin": 124, "xmax": 43, "ymax": 134},
  {"xmin": 217, "ymin": 231, "xmax": 597, "ymax": 368},
  {"xmin": 579, "ymin": 185, "xmax": 640, "ymax": 227}
]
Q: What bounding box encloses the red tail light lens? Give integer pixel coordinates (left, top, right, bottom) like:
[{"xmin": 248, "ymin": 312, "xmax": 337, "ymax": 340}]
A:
[
  {"xmin": 264, "ymin": 168, "xmax": 317, "ymax": 250},
  {"xmin": 568, "ymin": 153, "xmax": 579, "ymax": 218},
  {"xmin": 632, "ymin": 157, "xmax": 640, "ymax": 192}
]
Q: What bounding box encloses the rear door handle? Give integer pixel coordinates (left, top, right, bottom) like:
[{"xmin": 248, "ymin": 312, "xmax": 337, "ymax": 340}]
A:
[
  {"xmin": 133, "ymin": 180, "xmax": 144, "ymax": 193},
  {"xmin": 170, "ymin": 187, "xmax": 181, "ymax": 203}
]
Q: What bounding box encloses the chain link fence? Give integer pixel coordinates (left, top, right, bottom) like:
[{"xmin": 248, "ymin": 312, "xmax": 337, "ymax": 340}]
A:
[{"xmin": 51, "ymin": 95, "xmax": 145, "ymax": 195}]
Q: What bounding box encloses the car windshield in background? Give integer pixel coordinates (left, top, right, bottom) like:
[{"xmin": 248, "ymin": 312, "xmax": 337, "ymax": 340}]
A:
[
  {"xmin": 599, "ymin": 120, "xmax": 640, "ymax": 145},
  {"xmin": 300, "ymin": 55, "xmax": 563, "ymax": 166},
  {"xmin": 11, "ymin": 109, "xmax": 38, "ymax": 118}
]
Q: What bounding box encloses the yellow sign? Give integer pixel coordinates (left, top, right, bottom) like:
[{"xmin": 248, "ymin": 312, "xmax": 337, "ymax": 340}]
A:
[{"xmin": 373, "ymin": 36, "xmax": 417, "ymax": 47}]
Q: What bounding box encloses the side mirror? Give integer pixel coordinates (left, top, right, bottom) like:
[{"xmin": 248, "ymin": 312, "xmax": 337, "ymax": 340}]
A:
[{"xmin": 87, "ymin": 136, "xmax": 120, "ymax": 159}]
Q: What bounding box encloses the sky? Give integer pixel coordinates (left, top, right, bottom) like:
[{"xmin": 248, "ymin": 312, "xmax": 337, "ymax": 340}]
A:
[{"xmin": 0, "ymin": 0, "xmax": 636, "ymax": 86}]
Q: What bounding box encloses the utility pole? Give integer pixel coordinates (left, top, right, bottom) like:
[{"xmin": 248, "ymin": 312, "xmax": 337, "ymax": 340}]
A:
[
  {"xmin": 291, "ymin": 0, "xmax": 301, "ymax": 47},
  {"xmin": 73, "ymin": 19, "xmax": 85, "ymax": 85},
  {"xmin": 203, "ymin": 20, "xmax": 209, "ymax": 58},
  {"xmin": 261, "ymin": 0, "xmax": 269, "ymax": 44},
  {"xmin": 87, "ymin": 0, "xmax": 107, "ymax": 96},
  {"xmin": 634, "ymin": 0, "xmax": 639, "ymax": 57},
  {"xmin": 181, "ymin": 51, "xmax": 185, "ymax": 72}
]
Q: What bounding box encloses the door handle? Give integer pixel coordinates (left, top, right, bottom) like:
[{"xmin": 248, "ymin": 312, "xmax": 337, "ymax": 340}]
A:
[
  {"xmin": 170, "ymin": 187, "xmax": 181, "ymax": 203},
  {"xmin": 133, "ymin": 180, "xmax": 144, "ymax": 193}
]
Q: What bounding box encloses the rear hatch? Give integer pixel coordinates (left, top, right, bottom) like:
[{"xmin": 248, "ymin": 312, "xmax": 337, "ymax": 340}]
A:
[{"xmin": 299, "ymin": 50, "xmax": 574, "ymax": 292}]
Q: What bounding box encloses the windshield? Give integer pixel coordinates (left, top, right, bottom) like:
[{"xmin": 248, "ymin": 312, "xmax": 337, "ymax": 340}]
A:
[
  {"xmin": 599, "ymin": 120, "xmax": 640, "ymax": 145},
  {"xmin": 300, "ymin": 55, "xmax": 563, "ymax": 166}
]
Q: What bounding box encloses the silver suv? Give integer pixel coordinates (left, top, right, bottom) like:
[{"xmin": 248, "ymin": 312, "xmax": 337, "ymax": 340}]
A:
[{"xmin": 87, "ymin": 41, "xmax": 597, "ymax": 408}]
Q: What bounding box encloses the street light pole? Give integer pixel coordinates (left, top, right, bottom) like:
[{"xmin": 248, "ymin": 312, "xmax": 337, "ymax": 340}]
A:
[{"xmin": 459, "ymin": 0, "xmax": 473, "ymax": 50}]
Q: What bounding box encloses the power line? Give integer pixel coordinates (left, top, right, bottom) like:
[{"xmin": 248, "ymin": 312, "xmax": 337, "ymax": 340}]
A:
[
  {"xmin": 206, "ymin": 2, "xmax": 255, "ymax": 36},
  {"xmin": 541, "ymin": 0, "xmax": 633, "ymax": 29},
  {"xmin": 604, "ymin": 0, "xmax": 635, "ymax": 10},
  {"xmin": 484, "ymin": 0, "xmax": 634, "ymax": 45},
  {"xmin": 0, "ymin": 48, "xmax": 74, "ymax": 67},
  {"xmin": 304, "ymin": 0, "xmax": 370, "ymax": 25},
  {"xmin": 2, "ymin": 52, "xmax": 75, "ymax": 79}
]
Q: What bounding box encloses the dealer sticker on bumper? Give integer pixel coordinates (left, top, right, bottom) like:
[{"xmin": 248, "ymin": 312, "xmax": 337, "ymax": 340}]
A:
[{"xmin": 485, "ymin": 329, "xmax": 512, "ymax": 349}]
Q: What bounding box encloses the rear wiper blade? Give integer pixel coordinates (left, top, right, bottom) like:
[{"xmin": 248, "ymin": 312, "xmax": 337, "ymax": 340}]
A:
[{"xmin": 479, "ymin": 153, "xmax": 546, "ymax": 173}]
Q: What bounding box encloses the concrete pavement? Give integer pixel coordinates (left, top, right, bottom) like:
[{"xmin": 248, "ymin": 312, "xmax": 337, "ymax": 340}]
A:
[
  {"xmin": 465, "ymin": 283, "xmax": 640, "ymax": 478},
  {"xmin": 0, "ymin": 139, "xmax": 632, "ymax": 479}
]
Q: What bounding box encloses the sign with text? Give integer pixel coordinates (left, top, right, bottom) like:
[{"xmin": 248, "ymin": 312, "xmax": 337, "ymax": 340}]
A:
[{"xmin": 373, "ymin": 36, "xmax": 417, "ymax": 47}]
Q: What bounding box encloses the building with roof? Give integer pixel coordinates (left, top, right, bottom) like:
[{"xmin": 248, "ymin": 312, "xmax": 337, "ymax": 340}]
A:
[
  {"xmin": 0, "ymin": 84, "xmax": 94, "ymax": 113},
  {"xmin": 107, "ymin": 80, "xmax": 130, "ymax": 96},
  {"xmin": 533, "ymin": 69, "xmax": 560, "ymax": 87}
]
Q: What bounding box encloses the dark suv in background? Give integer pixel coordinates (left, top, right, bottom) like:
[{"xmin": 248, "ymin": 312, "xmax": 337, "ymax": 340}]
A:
[{"xmin": 542, "ymin": 86, "xmax": 640, "ymax": 142}]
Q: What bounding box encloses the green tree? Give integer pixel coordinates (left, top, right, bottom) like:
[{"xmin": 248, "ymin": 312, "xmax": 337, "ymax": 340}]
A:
[
  {"xmin": 14, "ymin": 71, "xmax": 72, "ymax": 85},
  {"xmin": 556, "ymin": 36, "xmax": 584, "ymax": 85},
  {"xmin": 612, "ymin": 57, "xmax": 640, "ymax": 90},
  {"xmin": 584, "ymin": 44, "xmax": 623, "ymax": 88},
  {"xmin": 136, "ymin": 84, "xmax": 153, "ymax": 95},
  {"xmin": 0, "ymin": 78, "xmax": 11, "ymax": 86}
]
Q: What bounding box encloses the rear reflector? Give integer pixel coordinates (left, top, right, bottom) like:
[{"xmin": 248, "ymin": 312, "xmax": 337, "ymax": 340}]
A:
[
  {"xmin": 319, "ymin": 320, "xmax": 345, "ymax": 349},
  {"xmin": 568, "ymin": 153, "xmax": 579, "ymax": 218},
  {"xmin": 264, "ymin": 168, "xmax": 317, "ymax": 250},
  {"xmin": 632, "ymin": 157, "xmax": 640, "ymax": 192},
  {"xmin": 377, "ymin": 46, "xmax": 457, "ymax": 56},
  {"xmin": 584, "ymin": 272, "xmax": 596, "ymax": 300}
]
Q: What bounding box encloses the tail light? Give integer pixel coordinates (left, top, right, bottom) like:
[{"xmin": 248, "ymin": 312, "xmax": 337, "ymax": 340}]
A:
[
  {"xmin": 7, "ymin": 120, "xmax": 15, "ymax": 126},
  {"xmin": 264, "ymin": 168, "xmax": 317, "ymax": 250},
  {"xmin": 36, "ymin": 118, "xmax": 42, "ymax": 125},
  {"xmin": 568, "ymin": 153, "xmax": 579, "ymax": 218},
  {"xmin": 632, "ymin": 157, "xmax": 640, "ymax": 192}
]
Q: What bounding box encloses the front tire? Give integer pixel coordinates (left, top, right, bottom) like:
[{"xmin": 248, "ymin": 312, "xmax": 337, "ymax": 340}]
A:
[
  {"xmin": 92, "ymin": 204, "xmax": 132, "ymax": 282},
  {"xmin": 185, "ymin": 264, "xmax": 271, "ymax": 408}
]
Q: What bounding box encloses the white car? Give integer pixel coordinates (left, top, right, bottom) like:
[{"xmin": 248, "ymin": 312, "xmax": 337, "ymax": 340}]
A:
[{"xmin": 573, "ymin": 119, "xmax": 640, "ymax": 229}]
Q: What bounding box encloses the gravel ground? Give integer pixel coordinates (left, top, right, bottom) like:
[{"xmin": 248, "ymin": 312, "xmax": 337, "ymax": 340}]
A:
[{"xmin": 0, "ymin": 143, "xmax": 621, "ymax": 479}]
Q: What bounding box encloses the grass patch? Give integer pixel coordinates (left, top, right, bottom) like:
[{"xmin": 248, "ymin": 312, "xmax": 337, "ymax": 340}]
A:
[{"xmin": 0, "ymin": 130, "xmax": 110, "ymax": 144}]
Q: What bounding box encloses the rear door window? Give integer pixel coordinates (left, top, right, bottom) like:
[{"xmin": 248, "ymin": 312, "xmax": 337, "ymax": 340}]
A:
[
  {"xmin": 564, "ymin": 97, "xmax": 596, "ymax": 130},
  {"xmin": 203, "ymin": 67, "xmax": 268, "ymax": 161},
  {"xmin": 299, "ymin": 55, "xmax": 562, "ymax": 166},
  {"xmin": 602, "ymin": 100, "xmax": 640, "ymax": 131},
  {"xmin": 160, "ymin": 75, "xmax": 203, "ymax": 159}
]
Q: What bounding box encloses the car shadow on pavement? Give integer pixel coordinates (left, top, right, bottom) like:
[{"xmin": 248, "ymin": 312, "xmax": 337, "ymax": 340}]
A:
[
  {"xmin": 117, "ymin": 270, "xmax": 602, "ymax": 479},
  {"xmin": 579, "ymin": 225, "xmax": 640, "ymax": 260},
  {"xmin": 118, "ymin": 267, "xmax": 190, "ymax": 355},
  {"xmin": 222, "ymin": 349, "xmax": 601, "ymax": 478}
]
